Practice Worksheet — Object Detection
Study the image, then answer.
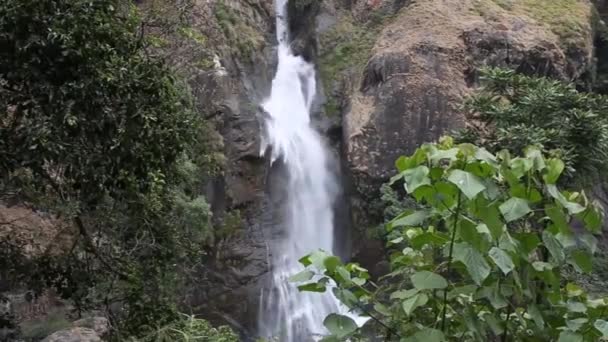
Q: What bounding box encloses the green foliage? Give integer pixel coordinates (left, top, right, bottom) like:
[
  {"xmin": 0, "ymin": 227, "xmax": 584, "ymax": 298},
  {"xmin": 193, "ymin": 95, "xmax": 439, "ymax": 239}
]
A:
[
  {"xmin": 456, "ymin": 68, "xmax": 608, "ymax": 183},
  {"xmin": 318, "ymin": 13, "xmax": 389, "ymax": 116},
  {"xmin": 133, "ymin": 314, "xmax": 238, "ymax": 342},
  {"xmin": 213, "ymin": 2, "xmax": 264, "ymax": 59},
  {"xmin": 295, "ymin": 139, "xmax": 607, "ymax": 341},
  {"xmin": 0, "ymin": 0, "xmax": 227, "ymax": 338}
]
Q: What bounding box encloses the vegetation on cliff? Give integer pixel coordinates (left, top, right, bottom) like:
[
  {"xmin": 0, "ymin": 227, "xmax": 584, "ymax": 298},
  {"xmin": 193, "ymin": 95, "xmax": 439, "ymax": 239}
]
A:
[{"xmin": 0, "ymin": 0, "xmax": 232, "ymax": 339}]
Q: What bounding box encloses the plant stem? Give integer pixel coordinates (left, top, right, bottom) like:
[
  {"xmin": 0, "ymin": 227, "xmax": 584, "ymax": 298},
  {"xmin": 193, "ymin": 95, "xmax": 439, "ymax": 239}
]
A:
[
  {"xmin": 441, "ymin": 190, "xmax": 462, "ymax": 332},
  {"xmin": 502, "ymin": 303, "xmax": 512, "ymax": 342}
]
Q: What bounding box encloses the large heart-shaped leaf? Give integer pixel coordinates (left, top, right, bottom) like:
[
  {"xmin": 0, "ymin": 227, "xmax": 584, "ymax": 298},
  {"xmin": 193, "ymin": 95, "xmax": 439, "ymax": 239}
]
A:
[
  {"xmin": 452, "ymin": 242, "xmax": 491, "ymax": 285},
  {"xmin": 448, "ymin": 170, "xmax": 486, "ymax": 199},
  {"xmin": 499, "ymin": 197, "xmax": 531, "ymax": 222}
]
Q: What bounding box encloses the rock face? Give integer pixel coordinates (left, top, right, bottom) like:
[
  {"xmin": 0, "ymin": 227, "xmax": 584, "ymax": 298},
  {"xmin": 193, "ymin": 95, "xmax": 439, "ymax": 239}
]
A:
[
  {"xmin": 42, "ymin": 328, "xmax": 101, "ymax": 342},
  {"xmin": 324, "ymin": 0, "xmax": 597, "ymax": 262},
  {"xmin": 345, "ymin": 0, "xmax": 595, "ymax": 196}
]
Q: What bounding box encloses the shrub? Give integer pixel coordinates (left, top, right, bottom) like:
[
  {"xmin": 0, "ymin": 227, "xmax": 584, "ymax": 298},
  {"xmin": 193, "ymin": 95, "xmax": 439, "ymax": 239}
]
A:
[{"xmin": 295, "ymin": 138, "xmax": 607, "ymax": 341}]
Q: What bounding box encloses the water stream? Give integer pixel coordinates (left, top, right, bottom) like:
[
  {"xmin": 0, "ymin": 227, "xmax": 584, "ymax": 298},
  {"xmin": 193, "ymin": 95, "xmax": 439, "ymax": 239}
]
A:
[{"xmin": 257, "ymin": 0, "xmax": 343, "ymax": 339}]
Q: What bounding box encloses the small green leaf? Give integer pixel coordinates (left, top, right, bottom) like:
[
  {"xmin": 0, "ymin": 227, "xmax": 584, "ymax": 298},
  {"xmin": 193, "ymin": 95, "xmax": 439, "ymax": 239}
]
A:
[
  {"xmin": 566, "ymin": 283, "xmax": 584, "ymax": 297},
  {"xmin": 499, "ymin": 197, "xmax": 531, "ymax": 222},
  {"xmin": 524, "ymin": 146, "xmax": 546, "ymax": 171},
  {"xmin": 298, "ymin": 282, "xmax": 326, "ymax": 293},
  {"xmin": 452, "ymin": 242, "xmax": 491, "ymax": 285},
  {"xmin": 489, "ymin": 247, "xmax": 514, "ymax": 275},
  {"xmin": 568, "ymin": 249, "xmax": 593, "ymax": 273},
  {"xmin": 402, "ymin": 166, "xmax": 431, "ymax": 193},
  {"xmin": 323, "ymin": 314, "xmax": 357, "ymax": 338},
  {"xmin": 429, "ymin": 147, "xmax": 459, "ymax": 165},
  {"xmin": 594, "ymin": 319, "xmax": 608, "ymax": 337},
  {"xmin": 410, "ymin": 232, "xmax": 449, "ymax": 249},
  {"xmin": 402, "ymin": 293, "xmax": 428, "ymax": 315},
  {"xmin": 448, "ymin": 170, "xmax": 486, "ymax": 199},
  {"xmin": 411, "ymin": 271, "xmax": 448, "ymax": 290},
  {"xmin": 289, "ymin": 270, "xmax": 314, "ymax": 282},
  {"xmin": 390, "ymin": 288, "xmax": 419, "ymax": 299},
  {"xmin": 388, "ymin": 210, "xmax": 430, "ymax": 230},
  {"xmin": 542, "ymin": 231, "xmax": 565, "ymax": 263}
]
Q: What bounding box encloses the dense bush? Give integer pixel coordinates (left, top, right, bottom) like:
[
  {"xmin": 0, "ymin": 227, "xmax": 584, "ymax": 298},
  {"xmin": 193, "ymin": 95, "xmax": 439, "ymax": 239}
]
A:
[
  {"xmin": 456, "ymin": 68, "xmax": 608, "ymax": 183},
  {"xmin": 0, "ymin": 0, "xmax": 227, "ymax": 338},
  {"xmin": 295, "ymin": 139, "xmax": 607, "ymax": 341}
]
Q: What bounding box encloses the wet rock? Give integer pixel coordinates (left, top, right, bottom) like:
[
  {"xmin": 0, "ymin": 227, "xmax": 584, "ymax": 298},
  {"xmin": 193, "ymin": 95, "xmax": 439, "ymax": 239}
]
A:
[
  {"xmin": 72, "ymin": 317, "xmax": 109, "ymax": 338},
  {"xmin": 42, "ymin": 327, "xmax": 101, "ymax": 342}
]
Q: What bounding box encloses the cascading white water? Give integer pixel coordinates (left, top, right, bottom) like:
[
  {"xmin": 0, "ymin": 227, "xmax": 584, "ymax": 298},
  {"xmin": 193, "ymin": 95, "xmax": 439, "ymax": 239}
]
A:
[{"xmin": 258, "ymin": 0, "xmax": 342, "ymax": 339}]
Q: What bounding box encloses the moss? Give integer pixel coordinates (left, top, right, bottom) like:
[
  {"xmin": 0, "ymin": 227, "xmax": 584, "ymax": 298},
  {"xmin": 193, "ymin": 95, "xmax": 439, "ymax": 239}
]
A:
[
  {"xmin": 213, "ymin": 2, "xmax": 264, "ymax": 59},
  {"xmin": 475, "ymin": 0, "xmax": 593, "ymax": 49},
  {"xmin": 318, "ymin": 12, "xmax": 390, "ymax": 116},
  {"xmin": 20, "ymin": 310, "xmax": 71, "ymax": 341}
]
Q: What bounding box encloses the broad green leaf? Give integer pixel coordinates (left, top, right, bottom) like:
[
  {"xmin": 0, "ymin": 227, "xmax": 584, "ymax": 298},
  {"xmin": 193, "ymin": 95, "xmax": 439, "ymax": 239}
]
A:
[
  {"xmin": 545, "ymin": 205, "xmax": 570, "ymax": 235},
  {"xmin": 510, "ymin": 157, "xmax": 533, "ymax": 177},
  {"xmin": 478, "ymin": 283, "xmax": 508, "ymax": 309},
  {"xmin": 499, "ymin": 197, "xmax": 531, "ymax": 222},
  {"xmin": 402, "ymin": 293, "xmax": 428, "ymax": 315},
  {"xmin": 374, "ymin": 303, "xmax": 392, "ymax": 316},
  {"xmin": 528, "ymin": 304, "xmax": 545, "ymax": 328},
  {"xmin": 402, "ymin": 166, "xmax": 431, "ymax": 193},
  {"xmin": 532, "ymin": 261, "xmax": 554, "ymax": 272},
  {"xmin": 411, "ymin": 271, "xmax": 448, "ymax": 290},
  {"xmin": 484, "ymin": 313, "xmax": 503, "ymax": 335},
  {"xmin": 547, "ymin": 184, "xmax": 585, "ymax": 214},
  {"xmin": 323, "ymin": 314, "xmax": 357, "ymax": 338},
  {"xmin": 579, "ymin": 233, "xmax": 598, "ymax": 254},
  {"xmin": 390, "ymin": 288, "xmax": 419, "ymax": 299},
  {"xmin": 542, "ymin": 231, "xmax": 565, "ymax": 263},
  {"xmin": 475, "ymin": 147, "xmax": 498, "ymax": 164},
  {"xmin": 569, "ymin": 249, "xmax": 593, "ymax": 273},
  {"xmin": 594, "ymin": 319, "xmax": 608, "ymax": 337},
  {"xmin": 452, "ymin": 242, "xmax": 491, "ymax": 285},
  {"xmin": 577, "ymin": 206, "xmax": 603, "ymax": 233},
  {"xmin": 448, "ymin": 169, "xmax": 486, "ymax": 199},
  {"xmin": 543, "ymin": 158, "xmax": 564, "ymax": 184},
  {"xmin": 513, "ymin": 232, "xmax": 540, "ymax": 255},
  {"xmin": 298, "ymin": 282, "xmax": 326, "ymax": 293},
  {"xmin": 429, "ymin": 147, "xmax": 459, "ymax": 165},
  {"xmin": 473, "ymin": 198, "xmax": 504, "ymax": 240},
  {"xmin": 289, "ymin": 270, "xmax": 314, "ymax": 282},
  {"xmin": 388, "ymin": 210, "xmax": 430, "ymax": 230},
  {"xmin": 566, "ymin": 318, "xmax": 588, "ymax": 332},
  {"xmin": 410, "ymin": 232, "xmax": 449, "ymax": 249},
  {"xmin": 558, "ymin": 331, "xmax": 583, "ymax": 342},
  {"xmin": 324, "ymin": 256, "xmax": 341, "ymax": 273},
  {"xmin": 458, "ymin": 217, "xmax": 488, "ymax": 252},
  {"xmin": 403, "ymin": 328, "xmax": 445, "ymax": 342},
  {"xmin": 510, "ymin": 184, "xmax": 542, "ymax": 203},
  {"xmin": 447, "ymin": 285, "xmax": 477, "ymax": 299},
  {"xmin": 489, "ymin": 247, "xmax": 514, "ymax": 275},
  {"xmin": 524, "ymin": 146, "xmax": 546, "ymax": 171},
  {"xmin": 566, "ymin": 300, "xmax": 587, "ymax": 313}
]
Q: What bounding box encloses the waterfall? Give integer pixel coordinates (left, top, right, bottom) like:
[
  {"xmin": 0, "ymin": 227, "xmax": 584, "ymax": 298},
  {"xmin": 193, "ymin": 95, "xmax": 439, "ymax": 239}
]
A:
[{"xmin": 257, "ymin": 0, "xmax": 343, "ymax": 339}]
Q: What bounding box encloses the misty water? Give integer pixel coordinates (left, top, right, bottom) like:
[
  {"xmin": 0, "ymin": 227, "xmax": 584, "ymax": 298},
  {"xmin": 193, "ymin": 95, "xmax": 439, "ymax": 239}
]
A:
[{"xmin": 257, "ymin": 0, "xmax": 344, "ymax": 339}]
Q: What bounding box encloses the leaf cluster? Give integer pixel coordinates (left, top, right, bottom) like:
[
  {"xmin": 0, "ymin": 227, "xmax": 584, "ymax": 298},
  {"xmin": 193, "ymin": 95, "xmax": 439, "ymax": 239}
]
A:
[
  {"xmin": 456, "ymin": 68, "xmax": 608, "ymax": 183},
  {"xmin": 295, "ymin": 139, "xmax": 607, "ymax": 341}
]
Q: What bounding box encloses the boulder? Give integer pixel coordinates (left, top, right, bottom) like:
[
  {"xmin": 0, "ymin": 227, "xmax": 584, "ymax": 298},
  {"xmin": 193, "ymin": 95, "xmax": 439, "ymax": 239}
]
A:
[{"xmin": 42, "ymin": 328, "xmax": 100, "ymax": 342}]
